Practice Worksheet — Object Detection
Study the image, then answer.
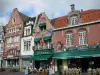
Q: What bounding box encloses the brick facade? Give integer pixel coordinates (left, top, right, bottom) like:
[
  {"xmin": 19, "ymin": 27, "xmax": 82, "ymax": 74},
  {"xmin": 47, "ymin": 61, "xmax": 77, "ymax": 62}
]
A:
[{"xmin": 4, "ymin": 8, "xmax": 29, "ymax": 57}]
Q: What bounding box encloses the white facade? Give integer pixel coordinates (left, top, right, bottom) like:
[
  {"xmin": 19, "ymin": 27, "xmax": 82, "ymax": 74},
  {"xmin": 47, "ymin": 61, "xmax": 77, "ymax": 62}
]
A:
[{"xmin": 21, "ymin": 36, "xmax": 34, "ymax": 56}]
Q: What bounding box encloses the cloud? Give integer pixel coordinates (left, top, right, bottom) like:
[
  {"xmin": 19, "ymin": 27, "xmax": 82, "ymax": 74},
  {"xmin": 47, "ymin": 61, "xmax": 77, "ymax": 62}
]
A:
[{"xmin": 0, "ymin": 0, "xmax": 100, "ymax": 25}]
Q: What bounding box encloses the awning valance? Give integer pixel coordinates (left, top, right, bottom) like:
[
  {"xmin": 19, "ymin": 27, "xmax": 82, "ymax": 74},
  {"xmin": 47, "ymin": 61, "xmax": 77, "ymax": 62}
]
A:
[
  {"xmin": 34, "ymin": 38, "xmax": 41, "ymax": 43},
  {"xmin": 32, "ymin": 54, "xmax": 52, "ymax": 60},
  {"xmin": 39, "ymin": 22, "xmax": 46, "ymax": 27},
  {"xmin": 52, "ymin": 50, "xmax": 100, "ymax": 59},
  {"xmin": 43, "ymin": 36, "xmax": 52, "ymax": 41}
]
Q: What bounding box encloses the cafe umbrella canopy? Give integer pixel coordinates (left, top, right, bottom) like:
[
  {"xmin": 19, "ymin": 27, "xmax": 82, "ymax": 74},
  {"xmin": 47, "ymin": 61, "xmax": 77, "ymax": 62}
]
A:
[
  {"xmin": 52, "ymin": 45, "xmax": 100, "ymax": 59},
  {"xmin": 52, "ymin": 50, "xmax": 100, "ymax": 59}
]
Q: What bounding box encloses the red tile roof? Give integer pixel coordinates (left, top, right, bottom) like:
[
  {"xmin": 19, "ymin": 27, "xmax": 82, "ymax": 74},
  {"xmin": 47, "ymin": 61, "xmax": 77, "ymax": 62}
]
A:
[{"xmin": 52, "ymin": 9, "xmax": 100, "ymax": 28}]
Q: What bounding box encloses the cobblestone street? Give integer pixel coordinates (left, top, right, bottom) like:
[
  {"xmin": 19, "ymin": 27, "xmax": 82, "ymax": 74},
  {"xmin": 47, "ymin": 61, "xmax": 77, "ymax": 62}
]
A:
[
  {"xmin": 0, "ymin": 72, "xmax": 25, "ymax": 75},
  {"xmin": 0, "ymin": 71, "xmax": 87, "ymax": 75}
]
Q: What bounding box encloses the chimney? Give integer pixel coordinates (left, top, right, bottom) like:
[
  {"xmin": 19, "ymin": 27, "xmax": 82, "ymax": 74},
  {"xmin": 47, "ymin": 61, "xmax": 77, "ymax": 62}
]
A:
[
  {"xmin": 13, "ymin": 8, "xmax": 18, "ymax": 11},
  {"xmin": 70, "ymin": 4, "xmax": 75, "ymax": 11},
  {"xmin": 81, "ymin": 9, "xmax": 83, "ymax": 12}
]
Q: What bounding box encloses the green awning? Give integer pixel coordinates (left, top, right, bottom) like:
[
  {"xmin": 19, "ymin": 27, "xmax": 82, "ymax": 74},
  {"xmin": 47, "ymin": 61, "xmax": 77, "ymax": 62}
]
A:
[
  {"xmin": 34, "ymin": 38, "xmax": 41, "ymax": 43},
  {"xmin": 32, "ymin": 54, "xmax": 52, "ymax": 60},
  {"xmin": 52, "ymin": 50, "xmax": 100, "ymax": 59},
  {"xmin": 43, "ymin": 36, "xmax": 52, "ymax": 41},
  {"xmin": 39, "ymin": 22, "xmax": 46, "ymax": 27}
]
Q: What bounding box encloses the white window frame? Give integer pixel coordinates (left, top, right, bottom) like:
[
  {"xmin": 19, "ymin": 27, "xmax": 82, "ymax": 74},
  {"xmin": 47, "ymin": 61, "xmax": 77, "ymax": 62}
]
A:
[
  {"xmin": 70, "ymin": 16, "xmax": 78, "ymax": 25},
  {"xmin": 46, "ymin": 40, "xmax": 51, "ymax": 49},
  {"xmin": 37, "ymin": 42, "xmax": 40, "ymax": 49},
  {"xmin": 79, "ymin": 31, "xmax": 87, "ymax": 45},
  {"xmin": 66, "ymin": 33, "xmax": 73, "ymax": 47},
  {"xmin": 24, "ymin": 40, "xmax": 31, "ymax": 51}
]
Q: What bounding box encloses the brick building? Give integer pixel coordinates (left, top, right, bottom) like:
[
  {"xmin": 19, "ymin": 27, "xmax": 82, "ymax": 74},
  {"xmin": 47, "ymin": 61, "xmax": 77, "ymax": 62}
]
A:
[
  {"xmin": 32, "ymin": 12, "xmax": 54, "ymax": 70},
  {"xmin": 52, "ymin": 4, "xmax": 100, "ymax": 73},
  {"xmin": 3, "ymin": 8, "xmax": 29, "ymax": 67}
]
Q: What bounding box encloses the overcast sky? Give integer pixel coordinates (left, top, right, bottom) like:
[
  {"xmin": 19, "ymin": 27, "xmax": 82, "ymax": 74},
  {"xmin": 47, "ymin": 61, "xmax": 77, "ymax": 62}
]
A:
[{"xmin": 0, "ymin": 0, "xmax": 100, "ymax": 25}]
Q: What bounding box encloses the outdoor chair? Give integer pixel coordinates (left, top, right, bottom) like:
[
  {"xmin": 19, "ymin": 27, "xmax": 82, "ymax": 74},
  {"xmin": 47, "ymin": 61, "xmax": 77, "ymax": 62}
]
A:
[
  {"xmin": 92, "ymin": 69, "xmax": 96, "ymax": 75},
  {"xmin": 66, "ymin": 69, "xmax": 69, "ymax": 75},
  {"xmin": 87, "ymin": 68, "xmax": 92, "ymax": 75}
]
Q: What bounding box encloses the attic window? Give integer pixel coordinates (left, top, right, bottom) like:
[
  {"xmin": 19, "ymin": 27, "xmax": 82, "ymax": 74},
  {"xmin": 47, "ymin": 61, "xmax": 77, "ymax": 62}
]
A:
[
  {"xmin": 70, "ymin": 16, "xmax": 78, "ymax": 25},
  {"xmin": 12, "ymin": 18, "xmax": 16, "ymax": 24}
]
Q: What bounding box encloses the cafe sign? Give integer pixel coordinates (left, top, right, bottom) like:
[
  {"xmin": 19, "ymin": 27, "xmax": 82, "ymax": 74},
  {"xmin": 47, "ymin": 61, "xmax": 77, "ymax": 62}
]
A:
[{"xmin": 34, "ymin": 48, "xmax": 54, "ymax": 55}]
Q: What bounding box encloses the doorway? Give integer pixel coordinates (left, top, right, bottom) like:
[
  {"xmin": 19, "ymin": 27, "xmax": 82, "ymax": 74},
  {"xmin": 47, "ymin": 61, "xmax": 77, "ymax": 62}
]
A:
[
  {"xmin": 81, "ymin": 58, "xmax": 89, "ymax": 73},
  {"xmin": 57, "ymin": 59, "xmax": 62, "ymax": 72},
  {"xmin": 35, "ymin": 61, "xmax": 40, "ymax": 69}
]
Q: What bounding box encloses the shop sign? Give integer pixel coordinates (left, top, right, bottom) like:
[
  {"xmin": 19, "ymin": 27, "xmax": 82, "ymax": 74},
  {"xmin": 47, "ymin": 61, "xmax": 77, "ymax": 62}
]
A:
[
  {"xmin": 7, "ymin": 55, "xmax": 13, "ymax": 58},
  {"xmin": 77, "ymin": 45, "xmax": 88, "ymax": 50},
  {"xmin": 34, "ymin": 49, "xmax": 54, "ymax": 55},
  {"xmin": 74, "ymin": 56, "xmax": 82, "ymax": 58},
  {"xmin": 92, "ymin": 54, "xmax": 100, "ymax": 57}
]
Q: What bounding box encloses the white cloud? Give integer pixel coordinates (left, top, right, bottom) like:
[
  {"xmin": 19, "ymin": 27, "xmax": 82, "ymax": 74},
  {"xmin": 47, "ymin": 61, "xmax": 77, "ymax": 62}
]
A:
[{"xmin": 0, "ymin": 0, "xmax": 100, "ymax": 25}]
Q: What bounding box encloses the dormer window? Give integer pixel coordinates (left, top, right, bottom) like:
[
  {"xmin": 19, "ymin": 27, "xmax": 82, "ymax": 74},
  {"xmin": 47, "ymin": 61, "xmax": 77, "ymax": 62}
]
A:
[
  {"xmin": 24, "ymin": 26, "xmax": 31, "ymax": 36},
  {"xmin": 70, "ymin": 16, "xmax": 78, "ymax": 25},
  {"xmin": 39, "ymin": 22, "xmax": 46, "ymax": 31},
  {"xmin": 12, "ymin": 18, "xmax": 16, "ymax": 24},
  {"xmin": 26, "ymin": 21, "xmax": 34, "ymax": 25}
]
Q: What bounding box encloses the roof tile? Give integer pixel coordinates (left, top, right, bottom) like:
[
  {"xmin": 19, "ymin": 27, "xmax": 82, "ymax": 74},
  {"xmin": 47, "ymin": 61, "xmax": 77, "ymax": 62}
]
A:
[{"xmin": 53, "ymin": 9, "xmax": 100, "ymax": 28}]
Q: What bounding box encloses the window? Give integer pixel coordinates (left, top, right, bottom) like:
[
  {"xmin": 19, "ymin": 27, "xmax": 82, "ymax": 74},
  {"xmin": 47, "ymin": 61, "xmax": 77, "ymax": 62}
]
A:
[
  {"xmin": 24, "ymin": 40, "xmax": 31, "ymax": 51},
  {"xmin": 40, "ymin": 26, "xmax": 46, "ymax": 31},
  {"xmin": 24, "ymin": 41, "xmax": 27, "ymax": 51},
  {"xmin": 46, "ymin": 40, "xmax": 51, "ymax": 49},
  {"xmin": 70, "ymin": 16, "xmax": 78, "ymax": 25},
  {"xmin": 79, "ymin": 31, "xmax": 87, "ymax": 45},
  {"xmin": 28, "ymin": 41, "xmax": 31, "ymax": 51},
  {"xmin": 28, "ymin": 29, "xmax": 30, "ymax": 35},
  {"xmin": 66, "ymin": 33, "xmax": 73, "ymax": 47},
  {"xmin": 35, "ymin": 42, "xmax": 41, "ymax": 50},
  {"xmin": 25, "ymin": 28, "xmax": 31, "ymax": 36}
]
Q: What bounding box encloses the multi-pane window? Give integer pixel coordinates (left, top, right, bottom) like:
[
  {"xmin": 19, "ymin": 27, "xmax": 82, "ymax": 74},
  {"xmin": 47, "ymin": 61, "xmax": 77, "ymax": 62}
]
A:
[
  {"xmin": 66, "ymin": 33, "xmax": 73, "ymax": 47},
  {"xmin": 24, "ymin": 41, "xmax": 27, "ymax": 51},
  {"xmin": 24, "ymin": 40, "xmax": 31, "ymax": 51},
  {"xmin": 70, "ymin": 16, "xmax": 78, "ymax": 25},
  {"xmin": 24, "ymin": 27, "xmax": 31, "ymax": 36},
  {"xmin": 79, "ymin": 31, "xmax": 87, "ymax": 45},
  {"xmin": 46, "ymin": 40, "xmax": 51, "ymax": 49},
  {"xmin": 35, "ymin": 42, "xmax": 40, "ymax": 49}
]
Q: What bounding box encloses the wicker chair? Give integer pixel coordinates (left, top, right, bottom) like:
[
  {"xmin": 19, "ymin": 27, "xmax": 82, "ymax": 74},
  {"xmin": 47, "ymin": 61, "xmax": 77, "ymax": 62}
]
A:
[
  {"xmin": 92, "ymin": 69, "xmax": 96, "ymax": 75},
  {"xmin": 66, "ymin": 69, "xmax": 69, "ymax": 75},
  {"xmin": 87, "ymin": 68, "xmax": 92, "ymax": 75},
  {"xmin": 68, "ymin": 68, "xmax": 72, "ymax": 75}
]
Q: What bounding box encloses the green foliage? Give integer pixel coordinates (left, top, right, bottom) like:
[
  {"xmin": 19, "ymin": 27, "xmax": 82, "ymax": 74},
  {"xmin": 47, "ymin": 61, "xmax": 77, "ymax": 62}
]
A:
[
  {"xmin": 0, "ymin": 67, "xmax": 6, "ymax": 72},
  {"xmin": 6, "ymin": 67, "xmax": 20, "ymax": 72}
]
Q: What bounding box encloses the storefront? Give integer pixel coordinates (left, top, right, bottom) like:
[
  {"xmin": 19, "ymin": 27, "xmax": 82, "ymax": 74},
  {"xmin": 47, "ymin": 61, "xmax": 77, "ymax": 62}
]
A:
[
  {"xmin": 52, "ymin": 45, "xmax": 100, "ymax": 73},
  {"xmin": 21, "ymin": 55, "xmax": 32, "ymax": 67},
  {"xmin": 3, "ymin": 55, "xmax": 19, "ymax": 67},
  {"xmin": 32, "ymin": 48, "xmax": 54, "ymax": 69}
]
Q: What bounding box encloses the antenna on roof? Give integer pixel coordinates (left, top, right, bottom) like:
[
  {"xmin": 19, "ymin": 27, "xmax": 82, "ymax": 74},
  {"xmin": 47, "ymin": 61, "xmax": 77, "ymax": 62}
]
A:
[{"xmin": 52, "ymin": 12, "xmax": 55, "ymax": 19}]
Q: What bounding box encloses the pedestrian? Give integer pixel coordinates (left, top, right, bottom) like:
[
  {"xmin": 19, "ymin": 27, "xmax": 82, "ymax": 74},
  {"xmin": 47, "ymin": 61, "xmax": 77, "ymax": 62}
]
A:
[{"xmin": 25, "ymin": 65, "xmax": 29, "ymax": 75}]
